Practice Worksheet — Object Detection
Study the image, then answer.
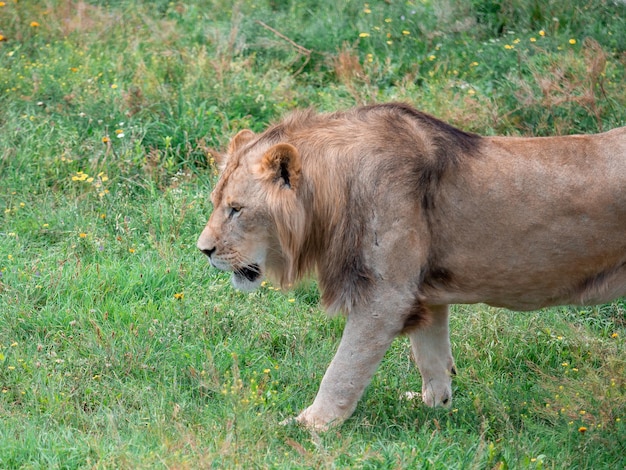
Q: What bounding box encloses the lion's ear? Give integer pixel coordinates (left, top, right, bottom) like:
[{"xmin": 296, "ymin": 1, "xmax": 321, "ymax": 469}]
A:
[
  {"xmin": 261, "ymin": 143, "xmax": 301, "ymax": 190},
  {"xmin": 228, "ymin": 129, "xmax": 256, "ymax": 155},
  {"xmin": 213, "ymin": 129, "xmax": 254, "ymax": 171}
]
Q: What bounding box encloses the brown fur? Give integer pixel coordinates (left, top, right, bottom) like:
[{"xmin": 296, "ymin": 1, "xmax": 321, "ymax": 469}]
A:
[{"xmin": 198, "ymin": 102, "xmax": 626, "ymax": 430}]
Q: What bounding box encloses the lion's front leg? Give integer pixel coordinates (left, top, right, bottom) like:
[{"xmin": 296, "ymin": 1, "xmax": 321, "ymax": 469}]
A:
[
  {"xmin": 407, "ymin": 304, "xmax": 455, "ymax": 407},
  {"xmin": 294, "ymin": 314, "xmax": 398, "ymax": 431}
]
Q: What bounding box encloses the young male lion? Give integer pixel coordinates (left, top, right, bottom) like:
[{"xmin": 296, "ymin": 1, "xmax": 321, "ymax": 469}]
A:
[{"xmin": 197, "ymin": 103, "xmax": 626, "ymax": 430}]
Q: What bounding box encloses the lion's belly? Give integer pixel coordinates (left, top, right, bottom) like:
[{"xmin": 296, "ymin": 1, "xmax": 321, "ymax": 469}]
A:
[{"xmin": 423, "ymin": 266, "xmax": 626, "ymax": 311}]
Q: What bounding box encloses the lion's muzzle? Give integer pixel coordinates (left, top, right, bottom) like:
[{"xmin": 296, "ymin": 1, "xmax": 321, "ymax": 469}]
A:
[{"xmin": 197, "ymin": 237, "xmax": 264, "ymax": 291}]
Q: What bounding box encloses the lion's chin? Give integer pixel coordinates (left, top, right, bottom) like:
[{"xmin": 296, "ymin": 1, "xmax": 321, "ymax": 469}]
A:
[{"xmin": 231, "ymin": 264, "xmax": 263, "ymax": 292}]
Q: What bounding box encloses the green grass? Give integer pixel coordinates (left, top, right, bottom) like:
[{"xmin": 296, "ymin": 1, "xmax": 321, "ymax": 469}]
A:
[{"xmin": 1, "ymin": 0, "xmax": 625, "ymax": 468}]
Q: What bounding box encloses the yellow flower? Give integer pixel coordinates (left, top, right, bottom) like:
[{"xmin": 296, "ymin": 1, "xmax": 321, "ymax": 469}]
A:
[
  {"xmin": 428, "ymin": 55, "xmax": 436, "ymax": 61},
  {"xmin": 359, "ymin": 32, "xmax": 370, "ymax": 38},
  {"xmin": 0, "ymin": 2, "xmax": 6, "ymax": 6},
  {"xmin": 364, "ymin": 8, "xmax": 371, "ymax": 13},
  {"xmin": 174, "ymin": 292, "xmax": 184, "ymax": 300},
  {"xmin": 402, "ymin": 30, "xmax": 410, "ymax": 35},
  {"xmin": 539, "ymin": 30, "xmax": 545, "ymax": 36},
  {"xmin": 0, "ymin": 34, "xmax": 6, "ymax": 42},
  {"xmin": 111, "ymin": 84, "xmax": 118, "ymax": 89},
  {"xmin": 569, "ymin": 38, "xmax": 576, "ymax": 45},
  {"xmin": 530, "ymin": 37, "xmax": 537, "ymax": 42},
  {"xmin": 79, "ymin": 233, "xmax": 87, "ymax": 238},
  {"xmin": 72, "ymin": 171, "xmax": 89, "ymax": 182},
  {"xmin": 102, "ymin": 136, "xmax": 110, "ymax": 143},
  {"xmin": 30, "ymin": 21, "xmax": 40, "ymax": 27},
  {"xmin": 128, "ymin": 248, "xmax": 135, "ymax": 253},
  {"xmin": 611, "ymin": 332, "xmax": 619, "ymax": 338},
  {"xmin": 504, "ymin": 44, "xmax": 514, "ymax": 50},
  {"xmin": 578, "ymin": 426, "xmax": 587, "ymax": 433}
]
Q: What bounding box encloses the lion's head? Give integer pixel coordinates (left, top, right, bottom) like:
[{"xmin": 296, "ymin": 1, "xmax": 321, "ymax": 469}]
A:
[{"xmin": 197, "ymin": 128, "xmax": 308, "ymax": 292}]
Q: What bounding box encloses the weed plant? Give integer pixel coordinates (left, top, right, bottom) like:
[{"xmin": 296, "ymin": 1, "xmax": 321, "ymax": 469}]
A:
[{"xmin": 0, "ymin": 0, "xmax": 625, "ymax": 468}]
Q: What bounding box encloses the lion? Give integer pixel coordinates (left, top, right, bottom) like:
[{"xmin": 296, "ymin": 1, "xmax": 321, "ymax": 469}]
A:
[{"xmin": 197, "ymin": 102, "xmax": 626, "ymax": 430}]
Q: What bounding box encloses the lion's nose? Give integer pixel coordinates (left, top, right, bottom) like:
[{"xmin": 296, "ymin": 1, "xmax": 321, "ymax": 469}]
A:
[
  {"xmin": 197, "ymin": 236, "xmax": 216, "ymax": 258},
  {"xmin": 199, "ymin": 246, "xmax": 215, "ymax": 258}
]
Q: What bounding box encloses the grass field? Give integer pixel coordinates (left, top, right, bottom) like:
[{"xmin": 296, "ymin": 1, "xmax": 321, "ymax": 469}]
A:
[{"xmin": 1, "ymin": 0, "xmax": 625, "ymax": 468}]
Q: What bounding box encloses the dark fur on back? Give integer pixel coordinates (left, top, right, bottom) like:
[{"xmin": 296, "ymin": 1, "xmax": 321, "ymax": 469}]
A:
[{"xmin": 371, "ymin": 103, "xmax": 480, "ymax": 209}]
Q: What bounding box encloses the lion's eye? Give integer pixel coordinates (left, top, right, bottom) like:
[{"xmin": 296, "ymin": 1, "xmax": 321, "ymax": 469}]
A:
[{"xmin": 228, "ymin": 205, "xmax": 242, "ymax": 218}]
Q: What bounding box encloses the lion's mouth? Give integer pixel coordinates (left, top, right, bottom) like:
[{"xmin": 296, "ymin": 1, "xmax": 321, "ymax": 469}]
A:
[{"xmin": 234, "ymin": 264, "xmax": 261, "ymax": 282}]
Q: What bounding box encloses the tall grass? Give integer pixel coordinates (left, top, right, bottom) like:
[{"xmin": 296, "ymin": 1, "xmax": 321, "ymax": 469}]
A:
[{"xmin": 1, "ymin": 0, "xmax": 625, "ymax": 468}]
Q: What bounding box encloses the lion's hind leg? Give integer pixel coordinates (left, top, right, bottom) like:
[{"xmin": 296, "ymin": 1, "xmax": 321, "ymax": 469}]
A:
[{"xmin": 407, "ymin": 304, "xmax": 455, "ymax": 407}]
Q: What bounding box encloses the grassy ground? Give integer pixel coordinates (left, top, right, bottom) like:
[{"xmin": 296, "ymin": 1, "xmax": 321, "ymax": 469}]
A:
[{"xmin": 1, "ymin": 0, "xmax": 625, "ymax": 468}]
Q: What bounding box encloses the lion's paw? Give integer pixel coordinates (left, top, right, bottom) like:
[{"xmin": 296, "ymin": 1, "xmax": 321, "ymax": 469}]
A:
[
  {"xmin": 421, "ymin": 380, "xmax": 452, "ymax": 408},
  {"xmin": 280, "ymin": 407, "xmax": 341, "ymax": 432}
]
